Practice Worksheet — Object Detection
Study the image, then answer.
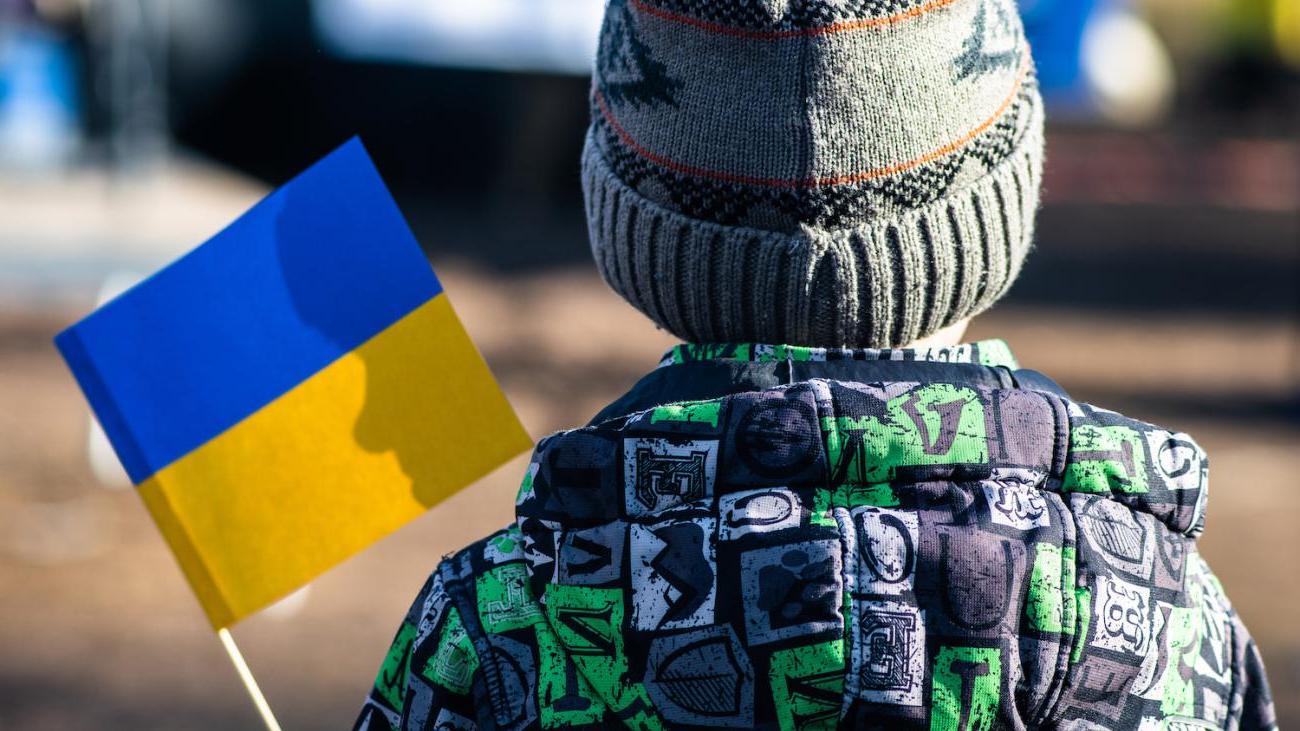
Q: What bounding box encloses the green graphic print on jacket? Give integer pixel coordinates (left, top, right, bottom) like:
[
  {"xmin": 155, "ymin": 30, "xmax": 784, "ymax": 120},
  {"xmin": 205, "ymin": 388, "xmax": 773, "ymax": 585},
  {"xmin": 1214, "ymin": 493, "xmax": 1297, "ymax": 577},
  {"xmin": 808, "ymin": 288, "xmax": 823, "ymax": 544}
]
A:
[{"xmin": 355, "ymin": 341, "xmax": 1276, "ymax": 730}]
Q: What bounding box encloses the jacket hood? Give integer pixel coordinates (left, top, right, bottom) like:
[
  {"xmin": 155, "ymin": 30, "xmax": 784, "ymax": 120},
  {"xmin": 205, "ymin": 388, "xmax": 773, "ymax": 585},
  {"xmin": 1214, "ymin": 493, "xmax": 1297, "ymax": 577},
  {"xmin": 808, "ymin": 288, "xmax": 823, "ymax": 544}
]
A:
[{"xmin": 507, "ymin": 343, "xmax": 1231, "ymax": 729}]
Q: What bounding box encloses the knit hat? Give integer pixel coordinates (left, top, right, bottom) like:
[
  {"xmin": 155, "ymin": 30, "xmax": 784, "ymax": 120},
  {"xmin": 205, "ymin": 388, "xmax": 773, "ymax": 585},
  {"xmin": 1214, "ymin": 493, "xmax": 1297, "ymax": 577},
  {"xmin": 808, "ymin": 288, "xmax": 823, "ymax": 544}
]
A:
[{"xmin": 582, "ymin": 0, "xmax": 1044, "ymax": 348}]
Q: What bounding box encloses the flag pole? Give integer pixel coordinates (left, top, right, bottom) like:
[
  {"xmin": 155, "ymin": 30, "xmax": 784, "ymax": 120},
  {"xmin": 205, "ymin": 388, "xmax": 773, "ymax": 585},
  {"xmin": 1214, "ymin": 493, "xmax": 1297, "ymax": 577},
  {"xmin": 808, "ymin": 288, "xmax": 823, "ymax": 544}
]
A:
[{"xmin": 217, "ymin": 628, "xmax": 284, "ymax": 731}]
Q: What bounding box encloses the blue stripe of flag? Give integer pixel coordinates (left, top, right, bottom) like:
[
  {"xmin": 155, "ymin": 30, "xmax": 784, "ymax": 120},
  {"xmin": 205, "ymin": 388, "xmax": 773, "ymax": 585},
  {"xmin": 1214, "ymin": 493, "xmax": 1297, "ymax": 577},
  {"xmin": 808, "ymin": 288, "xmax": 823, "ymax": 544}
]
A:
[{"xmin": 55, "ymin": 138, "xmax": 442, "ymax": 484}]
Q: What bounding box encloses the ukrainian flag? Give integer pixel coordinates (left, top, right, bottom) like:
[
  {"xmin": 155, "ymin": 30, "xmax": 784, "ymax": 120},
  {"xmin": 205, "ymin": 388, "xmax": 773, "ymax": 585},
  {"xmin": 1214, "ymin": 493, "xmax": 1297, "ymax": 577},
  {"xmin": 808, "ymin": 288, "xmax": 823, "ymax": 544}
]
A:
[{"xmin": 55, "ymin": 138, "xmax": 532, "ymax": 629}]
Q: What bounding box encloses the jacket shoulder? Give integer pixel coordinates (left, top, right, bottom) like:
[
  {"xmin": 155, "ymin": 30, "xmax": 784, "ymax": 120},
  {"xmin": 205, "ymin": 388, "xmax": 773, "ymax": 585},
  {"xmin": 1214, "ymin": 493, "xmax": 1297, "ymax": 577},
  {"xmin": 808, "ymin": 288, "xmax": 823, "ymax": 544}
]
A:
[
  {"xmin": 429, "ymin": 524, "xmax": 615, "ymax": 730},
  {"xmin": 356, "ymin": 539, "xmax": 496, "ymax": 731}
]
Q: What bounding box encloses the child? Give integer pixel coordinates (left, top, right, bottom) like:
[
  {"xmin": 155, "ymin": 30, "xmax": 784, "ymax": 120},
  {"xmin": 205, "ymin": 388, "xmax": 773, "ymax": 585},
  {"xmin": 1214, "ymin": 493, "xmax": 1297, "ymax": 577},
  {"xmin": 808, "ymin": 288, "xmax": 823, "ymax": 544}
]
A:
[{"xmin": 356, "ymin": 0, "xmax": 1276, "ymax": 728}]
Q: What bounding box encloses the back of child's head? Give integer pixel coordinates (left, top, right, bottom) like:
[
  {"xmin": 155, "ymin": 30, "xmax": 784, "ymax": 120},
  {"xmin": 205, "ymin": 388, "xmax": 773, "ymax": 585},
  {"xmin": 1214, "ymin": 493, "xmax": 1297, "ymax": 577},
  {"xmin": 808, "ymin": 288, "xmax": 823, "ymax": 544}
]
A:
[{"xmin": 582, "ymin": 0, "xmax": 1043, "ymax": 348}]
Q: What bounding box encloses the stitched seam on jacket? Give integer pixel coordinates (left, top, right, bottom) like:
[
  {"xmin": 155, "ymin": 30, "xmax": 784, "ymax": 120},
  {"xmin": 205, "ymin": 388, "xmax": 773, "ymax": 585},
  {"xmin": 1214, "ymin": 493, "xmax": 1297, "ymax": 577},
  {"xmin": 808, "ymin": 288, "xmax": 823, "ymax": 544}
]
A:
[{"xmin": 1045, "ymin": 490, "xmax": 1077, "ymax": 725}]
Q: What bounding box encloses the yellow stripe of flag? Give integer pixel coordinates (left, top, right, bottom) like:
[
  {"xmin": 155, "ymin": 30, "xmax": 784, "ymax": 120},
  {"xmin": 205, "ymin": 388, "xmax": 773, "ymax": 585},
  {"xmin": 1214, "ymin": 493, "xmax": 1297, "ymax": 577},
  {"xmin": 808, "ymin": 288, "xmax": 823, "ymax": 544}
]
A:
[{"xmin": 140, "ymin": 295, "xmax": 529, "ymax": 628}]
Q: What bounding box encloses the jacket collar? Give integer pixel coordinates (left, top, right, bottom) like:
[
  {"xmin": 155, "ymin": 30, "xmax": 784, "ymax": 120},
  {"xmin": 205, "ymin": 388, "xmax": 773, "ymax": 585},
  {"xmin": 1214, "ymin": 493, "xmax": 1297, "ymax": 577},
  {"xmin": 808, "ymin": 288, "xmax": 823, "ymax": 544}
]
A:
[
  {"xmin": 591, "ymin": 340, "xmax": 1027, "ymax": 427},
  {"xmin": 657, "ymin": 339, "xmax": 1020, "ymax": 370}
]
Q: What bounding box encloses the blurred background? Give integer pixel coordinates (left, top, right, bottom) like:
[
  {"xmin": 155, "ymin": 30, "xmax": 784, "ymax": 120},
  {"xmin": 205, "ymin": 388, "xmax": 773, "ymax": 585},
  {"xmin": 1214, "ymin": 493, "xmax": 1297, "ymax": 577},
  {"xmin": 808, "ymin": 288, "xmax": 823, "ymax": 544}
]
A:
[{"xmin": 0, "ymin": 0, "xmax": 1296, "ymax": 728}]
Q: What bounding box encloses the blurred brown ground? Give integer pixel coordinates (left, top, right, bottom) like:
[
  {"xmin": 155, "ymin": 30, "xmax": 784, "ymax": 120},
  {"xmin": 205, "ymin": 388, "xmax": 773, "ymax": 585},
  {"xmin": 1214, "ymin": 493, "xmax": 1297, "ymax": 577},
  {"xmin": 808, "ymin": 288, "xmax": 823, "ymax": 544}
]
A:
[{"xmin": 0, "ymin": 254, "xmax": 1297, "ymax": 729}]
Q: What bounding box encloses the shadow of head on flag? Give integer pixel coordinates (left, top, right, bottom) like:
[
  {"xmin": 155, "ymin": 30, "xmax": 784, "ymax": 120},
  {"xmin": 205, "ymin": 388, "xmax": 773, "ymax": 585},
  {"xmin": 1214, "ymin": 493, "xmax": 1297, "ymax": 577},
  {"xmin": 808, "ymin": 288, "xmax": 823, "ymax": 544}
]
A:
[{"xmin": 272, "ymin": 174, "xmax": 471, "ymax": 503}]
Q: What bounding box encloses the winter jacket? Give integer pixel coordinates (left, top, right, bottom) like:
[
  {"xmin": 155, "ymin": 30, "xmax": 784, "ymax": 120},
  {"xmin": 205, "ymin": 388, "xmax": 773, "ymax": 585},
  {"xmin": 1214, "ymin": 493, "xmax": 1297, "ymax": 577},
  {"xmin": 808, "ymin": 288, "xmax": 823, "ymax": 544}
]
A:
[{"xmin": 354, "ymin": 341, "xmax": 1276, "ymax": 731}]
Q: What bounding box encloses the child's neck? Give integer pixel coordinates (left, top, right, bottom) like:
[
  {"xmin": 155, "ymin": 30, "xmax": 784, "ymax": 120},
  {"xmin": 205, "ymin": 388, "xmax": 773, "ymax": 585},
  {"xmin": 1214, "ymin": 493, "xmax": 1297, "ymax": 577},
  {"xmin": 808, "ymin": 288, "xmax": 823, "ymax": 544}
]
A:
[{"xmin": 903, "ymin": 318, "xmax": 971, "ymax": 350}]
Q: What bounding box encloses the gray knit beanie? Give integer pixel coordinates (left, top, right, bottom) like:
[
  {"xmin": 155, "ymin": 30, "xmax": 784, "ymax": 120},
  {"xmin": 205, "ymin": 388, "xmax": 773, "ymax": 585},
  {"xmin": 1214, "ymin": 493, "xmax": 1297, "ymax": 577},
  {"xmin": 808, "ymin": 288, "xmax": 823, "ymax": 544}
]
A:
[{"xmin": 582, "ymin": 0, "xmax": 1044, "ymax": 348}]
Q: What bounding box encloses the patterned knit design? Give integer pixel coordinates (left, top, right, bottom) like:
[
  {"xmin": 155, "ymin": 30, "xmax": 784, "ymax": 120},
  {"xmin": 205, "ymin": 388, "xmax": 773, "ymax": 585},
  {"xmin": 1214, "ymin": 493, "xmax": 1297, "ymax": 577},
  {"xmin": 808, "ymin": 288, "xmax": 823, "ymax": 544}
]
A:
[
  {"xmin": 629, "ymin": 0, "xmax": 934, "ymax": 32},
  {"xmin": 592, "ymin": 79, "xmax": 1038, "ymax": 233},
  {"xmin": 584, "ymin": 0, "xmax": 1046, "ymax": 348}
]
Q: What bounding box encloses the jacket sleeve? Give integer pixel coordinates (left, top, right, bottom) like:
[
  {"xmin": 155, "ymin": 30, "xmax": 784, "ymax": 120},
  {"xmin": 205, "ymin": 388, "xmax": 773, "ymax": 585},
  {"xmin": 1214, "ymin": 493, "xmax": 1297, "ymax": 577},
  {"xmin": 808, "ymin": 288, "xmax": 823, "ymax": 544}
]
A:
[
  {"xmin": 1232, "ymin": 625, "xmax": 1278, "ymax": 731},
  {"xmin": 353, "ymin": 568, "xmax": 480, "ymax": 731},
  {"xmin": 1185, "ymin": 550, "xmax": 1279, "ymax": 731}
]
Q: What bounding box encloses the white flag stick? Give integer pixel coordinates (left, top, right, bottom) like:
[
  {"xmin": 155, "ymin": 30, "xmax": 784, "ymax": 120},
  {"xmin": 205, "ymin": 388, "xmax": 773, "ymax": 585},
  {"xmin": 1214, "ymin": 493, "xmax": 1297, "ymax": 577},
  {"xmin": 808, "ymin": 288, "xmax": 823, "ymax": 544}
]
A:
[{"xmin": 217, "ymin": 627, "xmax": 284, "ymax": 731}]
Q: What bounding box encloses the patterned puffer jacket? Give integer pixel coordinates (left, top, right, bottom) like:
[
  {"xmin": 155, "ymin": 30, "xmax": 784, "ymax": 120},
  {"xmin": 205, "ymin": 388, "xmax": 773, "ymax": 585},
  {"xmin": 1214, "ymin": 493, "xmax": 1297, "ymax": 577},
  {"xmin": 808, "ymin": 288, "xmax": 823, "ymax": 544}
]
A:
[{"xmin": 355, "ymin": 341, "xmax": 1276, "ymax": 730}]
